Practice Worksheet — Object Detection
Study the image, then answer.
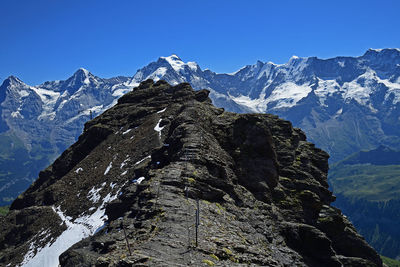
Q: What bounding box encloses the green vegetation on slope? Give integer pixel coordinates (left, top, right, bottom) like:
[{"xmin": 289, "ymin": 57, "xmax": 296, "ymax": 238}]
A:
[
  {"xmin": 381, "ymin": 255, "xmax": 400, "ymax": 267},
  {"xmin": 329, "ymin": 146, "xmax": 400, "ymax": 259},
  {"xmin": 0, "ymin": 206, "xmax": 9, "ymax": 216},
  {"xmin": 329, "ymin": 164, "xmax": 400, "ymax": 201}
]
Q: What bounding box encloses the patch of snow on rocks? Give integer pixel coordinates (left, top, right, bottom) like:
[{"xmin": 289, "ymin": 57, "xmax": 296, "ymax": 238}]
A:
[
  {"xmin": 87, "ymin": 186, "xmax": 102, "ymax": 203},
  {"xmin": 157, "ymin": 107, "xmax": 167, "ymax": 113},
  {"xmin": 154, "ymin": 119, "xmax": 165, "ymax": 138},
  {"xmin": 134, "ymin": 155, "xmax": 151, "ymax": 165},
  {"xmin": 122, "ymin": 129, "xmax": 132, "ymax": 135},
  {"xmin": 104, "ymin": 162, "xmax": 112, "ymax": 175},
  {"xmin": 20, "ymin": 188, "xmax": 120, "ymax": 267},
  {"xmin": 120, "ymin": 158, "xmax": 130, "ymax": 169},
  {"xmin": 133, "ymin": 177, "xmax": 145, "ymax": 184}
]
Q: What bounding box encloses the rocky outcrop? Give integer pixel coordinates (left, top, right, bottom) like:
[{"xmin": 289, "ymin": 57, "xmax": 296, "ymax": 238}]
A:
[{"xmin": 0, "ymin": 80, "xmax": 382, "ymax": 266}]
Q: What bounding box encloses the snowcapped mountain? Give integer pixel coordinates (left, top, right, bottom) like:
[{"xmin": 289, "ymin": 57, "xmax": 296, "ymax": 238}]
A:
[
  {"xmin": 127, "ymin": 49, "xmax": 400, "ymax": 162},
  {"xmin": 128, "ymin": 55, "xmax": 252, "ymax": 113},
  {"xmin": 0, "ymin": 70, "xmax": 133, "ymax": 204},
  {"xmin": 1, "ymin": 68, "xmax": 133, "ymax": 152},
  {"xmin": 1, "ymin": 48, "xmax": 400, "ymax": 204}
]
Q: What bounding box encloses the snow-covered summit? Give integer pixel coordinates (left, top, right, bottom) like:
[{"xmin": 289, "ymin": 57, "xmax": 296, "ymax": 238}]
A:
[
  {"xmin": 3, "ymin": 75, "xmax": 26, "ymax": 87},
  {"xmin": 363, "ymin": 48, "xmax": 400, "ymax": 60},
  {"xmin": 159, "ymin": 54, "xmax": 199, "ymax": 72},
  {"xmin": 128, "ymin": 54, "xmax": 203, "ymax": 87},
  {"xmin": 63, "ymin": 68, "xmax": 98, "ymax": 90},
  {"xmin": 366, "ymin": 48, "xmax": 400, "ymax": 53}
]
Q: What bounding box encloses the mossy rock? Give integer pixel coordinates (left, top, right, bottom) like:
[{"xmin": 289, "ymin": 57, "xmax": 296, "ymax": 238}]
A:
[{"xmin": 202, "ymin": 259, "xmax": 215, "ymax": 266}]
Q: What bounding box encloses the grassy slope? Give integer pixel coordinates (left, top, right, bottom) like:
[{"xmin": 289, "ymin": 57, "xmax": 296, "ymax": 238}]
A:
[
  {"xmin": 0, "ymin": 206, "xmax": 9, "ymax": 216},
  {"xmin": 329, "ymin": 146, "xmax": 400, "ymax": 202},
  {"xmin": 329, "ymin": 164, "xmax": 400, "ymax": 202},
  {"xmin": 381, "ymin": 255, "xmax": 400, "ymax": 267},
  {"xmin": 328, "ymin": 147, "xmax": 400, "ymax": 259}
]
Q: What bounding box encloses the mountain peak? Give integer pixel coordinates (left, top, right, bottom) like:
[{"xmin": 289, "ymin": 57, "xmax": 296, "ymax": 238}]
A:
[
  {"xmin": 158, "ymin": 54, "xmax": 199, "ymax": 72},
  {"xmin": 77, "ymin": 67, "xmax": 90, "ymax": 75},
  {"xmin": 163, "ymin": 54, "xmax": 181, "ymax": 60},
  {"xmin": 1, "ymin": 75, "xmax": 26, "ymax": 88},
  {"xmin": 73, "ymin": 67, "xmax": 92, "ymax": 78},
  {"xmin": 367, "ymin": 48, "xmax": 400, "ymax": 53},
  {"xmin": 159, "ymin": 54, "xmax": 185, "ymax": 72},
  {"xmin": 63, "ymin": 68, "xmax": 97, "ymax": 90},
  {"xmin": 7, "ymin": 75, "xmax": 23, "ymax": 84},
  {"xmin": 363, "ymin": 48, "xmax": 400, "ymax": 57}
]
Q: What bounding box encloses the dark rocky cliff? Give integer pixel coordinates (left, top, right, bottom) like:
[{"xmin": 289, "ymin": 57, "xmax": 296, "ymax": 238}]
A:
[{"xmin": 0, "ymin": 80, "xmax": 382, "ymax": 266}]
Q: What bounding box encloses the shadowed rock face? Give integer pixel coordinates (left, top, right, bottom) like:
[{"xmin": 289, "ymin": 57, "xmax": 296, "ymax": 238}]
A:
[{"xmin": 0, "ymin": 80, "xmax": 382, "ymax": 266}]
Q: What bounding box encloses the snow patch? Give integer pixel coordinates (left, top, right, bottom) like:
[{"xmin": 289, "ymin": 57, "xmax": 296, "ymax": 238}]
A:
[
  {"xmin": 267, "ymin": 82, "xmax": 312, "ymax": 109},
  {"xmin": 132, "ymin": 177, "xmax": 145, "ymax": 184},
  {"xmin": 134, "ymin": 155, "xmax": 151, "ymax": 166},
  {"xmin": 87, "ymin": 186, "xmax": 102, "ymax": 203},
  {"xmin": 231, "ymin": 82, "xmax": 312, "ymax": 111},
  {"xmin": 19, "ymin": 90, "xmax": 30, "ymax": 98},
  {"xmin": 157, "ymin": 107, "xmax": 167, "ymax": 113},
  {"xmin": 20, "ymin": 187, "xmax": 120, "ymax": 267},
  {"xmin": 161, "ymin": 55, "xmax": 185, "ymax": 72},
  {"xmin": 314, "ymin": 78, "xmax": 341, "ymax": 106},
  {"xmin": 147, "ymin": 67, "xmax": 168, "ymax": 81},
  {"xmin": 32, "ymin": 86, "xmax": 61, "ymax": 121},
  {"xmin": 154, "ymin": 119, "xmax": 165, "ymax": 138},
  {"xmin": 230, "ymin": 95, "xmax": 264, "ymax": 113},
  {"xmin": 120, "ymin": 157, "xmax": 130, "ymax": 169},
  {"xmin": 11, "ymin": 110, "xmax": 23, "ymax": 118},
  {"xmin": 187, "ymin": 61, "xmax": 199, "ymax": 71},
  {"xmin": 104, "ymin": 162, "xmax": 112, "ymax": 175},
  {"xmin": 122, "ymin": 129, "xmax": 132, "ymax": 135}
]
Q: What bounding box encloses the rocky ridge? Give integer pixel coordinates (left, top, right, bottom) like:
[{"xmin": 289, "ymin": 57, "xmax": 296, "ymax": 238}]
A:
[{"xmin": 0, "ymin": 80, "xmax": 382, "ymax": 266}]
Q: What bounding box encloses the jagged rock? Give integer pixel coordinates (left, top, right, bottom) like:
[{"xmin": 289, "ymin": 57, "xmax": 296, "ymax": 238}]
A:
[{"xmin": 0, "ymin": 80, "xmax": 383, "ymax": 266}]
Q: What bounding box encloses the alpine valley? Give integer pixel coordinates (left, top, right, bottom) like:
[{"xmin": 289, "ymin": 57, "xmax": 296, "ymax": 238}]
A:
[{"xmin": 1, "ymin": 48, "xmax": 400, "ymax": 260}]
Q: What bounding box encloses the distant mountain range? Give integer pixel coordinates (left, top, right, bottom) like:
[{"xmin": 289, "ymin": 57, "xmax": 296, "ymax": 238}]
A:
[
  {"xmin": 127, "ymin": 49, "xmax": 400, "ymax": 162},
  {"xmin": 1, "ymin": 48, "xmax": 400, "ymax": 205}
]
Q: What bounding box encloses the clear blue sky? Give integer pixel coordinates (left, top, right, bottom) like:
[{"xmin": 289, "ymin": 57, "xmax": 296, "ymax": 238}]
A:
[{"xmin": 1, "ymin": 0, "xmax": 399, "ymax": 85}]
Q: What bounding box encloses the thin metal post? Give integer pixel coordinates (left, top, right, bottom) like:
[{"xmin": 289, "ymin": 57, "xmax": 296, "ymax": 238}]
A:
[
  {"xmin": 195, "ymin": 198, "xmax": 199, "ymax": 247},
  {"xmin": 121, "ymin": 222, "xmax": 132, "ymax": 256},
  {"xmin": 185, "ymin": 186, "xmax": 190, "ymax": 248}
]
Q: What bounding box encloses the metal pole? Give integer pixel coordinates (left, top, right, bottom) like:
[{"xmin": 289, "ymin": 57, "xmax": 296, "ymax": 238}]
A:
[
  {"xmin": 121, "ymin": 222, "xmax": 132, "ymax": 256},
  {"xmin": 185, "ymin": 186, "xmax": 190, "ymax": 248},
  {"xmin": 195, "ymin": 198, "xmax": 199, "ymax": 247}
]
